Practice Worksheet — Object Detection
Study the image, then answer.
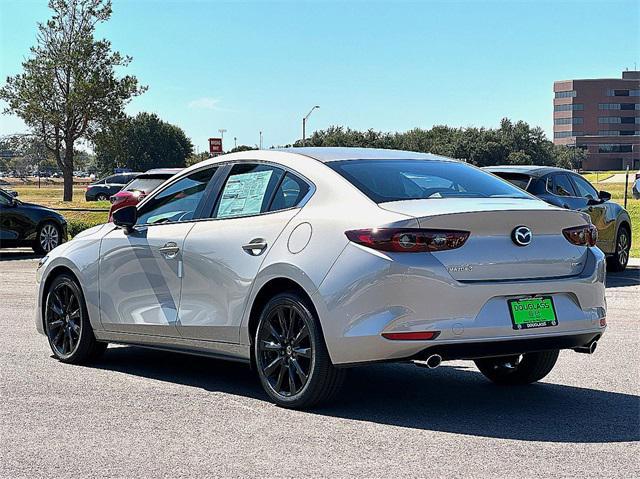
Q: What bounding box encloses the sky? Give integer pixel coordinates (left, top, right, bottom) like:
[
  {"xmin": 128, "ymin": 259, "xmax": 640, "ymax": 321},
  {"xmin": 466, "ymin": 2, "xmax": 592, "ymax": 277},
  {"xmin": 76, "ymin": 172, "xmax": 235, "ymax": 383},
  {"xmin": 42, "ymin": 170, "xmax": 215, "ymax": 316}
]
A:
[{"xmin": 1, "ymin": 0, "xmax": 638, "ymax": 153}]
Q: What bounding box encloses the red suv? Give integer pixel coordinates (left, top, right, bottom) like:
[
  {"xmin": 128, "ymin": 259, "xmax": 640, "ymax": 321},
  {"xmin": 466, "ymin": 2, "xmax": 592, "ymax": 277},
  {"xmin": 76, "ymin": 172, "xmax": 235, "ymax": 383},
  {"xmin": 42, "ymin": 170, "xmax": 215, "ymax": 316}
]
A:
[{"xmin": 108, "ymin": 168, "xmax": 182, "ymax": 221}]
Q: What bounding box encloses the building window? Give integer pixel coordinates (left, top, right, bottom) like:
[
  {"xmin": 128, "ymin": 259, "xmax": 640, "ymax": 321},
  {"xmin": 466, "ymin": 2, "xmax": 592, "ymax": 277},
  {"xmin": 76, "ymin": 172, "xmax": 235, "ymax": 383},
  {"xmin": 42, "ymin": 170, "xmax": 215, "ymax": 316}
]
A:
[
  {"xmin": 598, "ymin": 130, "xmax": 640, "ymax": 136},
  {"xmin": 554, "ymin": 131, "xmax": 583, "ymax": 138},
  {"xmin": 620, "ymin": 117, "xmax": 638, "ymax": 124},
  {"xmin": 599, "ymin": 103, "xmax": 640, "ymax": 110},
  {"xmin": 598, "ymin": 144, "xmax": 633, "ymax": 153},
  {"xmin": 555, "ymin": 90, "xmax": 576, "ymax": 98},
  {"xmin": 554, "ymin": 117, "xmax": 583, "ymax": 125},
  {"xmin": 555, "ymin": 104, "xmax": 584, "ymax": 111},
  {"xmin": 599, "ymin": 117, "xmax": 622, "ymax": 124},
  {"xmin": 607, "ymin": 89, "xmax": 640, "ymax": 96}
]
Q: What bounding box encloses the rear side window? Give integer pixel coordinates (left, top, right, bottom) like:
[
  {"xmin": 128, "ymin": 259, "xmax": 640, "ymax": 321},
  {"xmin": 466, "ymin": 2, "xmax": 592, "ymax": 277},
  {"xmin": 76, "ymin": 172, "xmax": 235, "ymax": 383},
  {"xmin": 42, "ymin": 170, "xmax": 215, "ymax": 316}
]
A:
[
  {"xmin": 269, "ymin": 173, "xmax": 310, "ymax": 212},
  {"xmin": 328, "ymin": 159, "xmax": 530, "ymax": 203},
  {"xmin": 550, "ymin": 174, "xmax": 576, "ymax": 197},
  {"xmin": 214, "ymin": 163, "xmax": 284, "ymax": 219},
  {"xmin": 490, "ymin": 172, "xmax": 532, "ymax": 191}
]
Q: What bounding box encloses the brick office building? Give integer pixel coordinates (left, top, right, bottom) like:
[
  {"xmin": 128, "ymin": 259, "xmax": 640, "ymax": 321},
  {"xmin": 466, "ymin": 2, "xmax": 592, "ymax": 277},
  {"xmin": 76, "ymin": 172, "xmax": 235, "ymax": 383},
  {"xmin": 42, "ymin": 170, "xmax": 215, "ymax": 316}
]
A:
[{"xmin": 553, "ymin": 70, "xmax": 639, "ymax": 170}]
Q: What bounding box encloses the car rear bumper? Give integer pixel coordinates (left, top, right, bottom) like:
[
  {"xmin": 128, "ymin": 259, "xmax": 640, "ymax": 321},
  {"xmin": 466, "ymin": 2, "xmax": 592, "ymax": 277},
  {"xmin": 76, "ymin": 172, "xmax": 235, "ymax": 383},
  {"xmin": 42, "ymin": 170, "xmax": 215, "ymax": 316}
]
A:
[{"xmin": 315, "ymin": 243, "xmax": 607, "ymax": 366}]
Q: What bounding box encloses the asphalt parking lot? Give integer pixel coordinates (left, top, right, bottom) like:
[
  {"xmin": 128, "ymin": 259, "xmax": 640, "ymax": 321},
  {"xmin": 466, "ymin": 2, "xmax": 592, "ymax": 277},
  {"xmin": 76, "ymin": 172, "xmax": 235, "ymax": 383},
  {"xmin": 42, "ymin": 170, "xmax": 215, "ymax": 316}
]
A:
[{"xmin": 1, "ymin": 250, "xmax": 638, "ymax": 478}]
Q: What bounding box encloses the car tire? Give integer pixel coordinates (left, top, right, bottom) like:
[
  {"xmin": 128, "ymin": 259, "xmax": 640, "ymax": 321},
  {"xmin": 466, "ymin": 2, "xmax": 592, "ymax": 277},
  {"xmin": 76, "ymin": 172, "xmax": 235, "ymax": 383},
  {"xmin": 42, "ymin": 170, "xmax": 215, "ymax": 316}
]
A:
[
  {"xmin": 474, "ymin": 350, "xmax": 559, "ymax": 385},
  {"xmin": 95, "ymin": 193, "xmax": 108, "ymax": 201},
  {"xmin": 254, "ymin": 291, "xmax": 345, "ymax": 409},
  {"xmin": 607, "ymin": 226, "xmax": 630, "ymax": 272},
  {"xmin": 33, "ymin": 221, "xmax": 62, "ymax": 254},
  {"xmin": 44, "ymin": 273, "xmax": 108, "ymax": 364}
]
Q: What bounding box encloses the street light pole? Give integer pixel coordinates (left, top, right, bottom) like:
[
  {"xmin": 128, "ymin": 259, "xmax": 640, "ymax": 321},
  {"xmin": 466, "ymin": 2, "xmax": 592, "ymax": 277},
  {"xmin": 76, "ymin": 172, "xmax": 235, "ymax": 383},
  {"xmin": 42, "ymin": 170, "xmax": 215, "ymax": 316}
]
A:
[
  {"xmin": 218, "ymin": 129, "xmax": 227, "ymax": 150},
  {"xmin": 234, "ymin": 137, "xmax": 237, "ymax": 149},
  {"xmin": 259, "ymin": 131, "xmax": 263, "ymax": 149},
  {"xmin": 302, "ymin": 105, "xmax": 320, "ymax": 147}
]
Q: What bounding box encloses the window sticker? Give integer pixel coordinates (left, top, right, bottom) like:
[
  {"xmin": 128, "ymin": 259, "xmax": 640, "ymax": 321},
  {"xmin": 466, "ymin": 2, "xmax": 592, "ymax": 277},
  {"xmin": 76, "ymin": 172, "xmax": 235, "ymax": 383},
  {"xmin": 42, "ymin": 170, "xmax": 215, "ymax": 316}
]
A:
[{"xmin": 218, "ymin": 170, "xmax": 273, "ymax": 218}]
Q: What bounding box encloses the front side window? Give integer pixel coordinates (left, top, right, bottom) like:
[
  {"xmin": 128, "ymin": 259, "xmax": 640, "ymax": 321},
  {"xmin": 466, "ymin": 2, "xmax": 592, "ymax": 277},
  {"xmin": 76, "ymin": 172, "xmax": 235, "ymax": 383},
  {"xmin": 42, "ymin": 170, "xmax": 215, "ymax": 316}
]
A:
[
  {"xmin": 214, "ymin": 163, "xmax": 284, "ymax": 219},
  {"xmin": 137, "ymin": 167, "xmax": 217, "ymax": 225},
  {"xmin": 551, "ymin": 174, "xmax": 576, "ymax": 197},
  {"xmin": 570, "ymin": 175, "xmax": 598, "ymax": 200},
  {"xmin": 0, "ymin": 191, "xmax": 11, "ymax": 206},
  {"xmin": 124, "ymin": 176, "xmax": 169, "ymax": 194},
  {"xmin": 329, "ymin": 159, "xmax": 530, "ymax": 203}
]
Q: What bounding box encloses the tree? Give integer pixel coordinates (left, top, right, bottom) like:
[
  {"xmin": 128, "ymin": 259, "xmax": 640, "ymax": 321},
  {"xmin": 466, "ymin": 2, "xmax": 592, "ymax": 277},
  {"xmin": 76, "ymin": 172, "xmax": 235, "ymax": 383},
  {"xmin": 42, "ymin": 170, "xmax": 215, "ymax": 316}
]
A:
[
  {"xmin": 0, "ymin": 0, "xmax": 145, "ymax": 200},
  {"xmin": 94, "ymin": 112, "xmax": 193, "ymax": 174},
  {"xmin": 553, "ymin": 145, "xmax": 586, "ymax": 170}
]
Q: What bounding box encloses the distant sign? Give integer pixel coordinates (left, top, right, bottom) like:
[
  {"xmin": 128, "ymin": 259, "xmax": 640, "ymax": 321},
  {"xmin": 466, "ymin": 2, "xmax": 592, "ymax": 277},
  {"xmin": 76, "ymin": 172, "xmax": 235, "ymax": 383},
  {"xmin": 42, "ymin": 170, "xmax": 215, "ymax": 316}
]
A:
[{"xmin": 209, "ymin": 137, "xmax": 223, "ymax": 156}]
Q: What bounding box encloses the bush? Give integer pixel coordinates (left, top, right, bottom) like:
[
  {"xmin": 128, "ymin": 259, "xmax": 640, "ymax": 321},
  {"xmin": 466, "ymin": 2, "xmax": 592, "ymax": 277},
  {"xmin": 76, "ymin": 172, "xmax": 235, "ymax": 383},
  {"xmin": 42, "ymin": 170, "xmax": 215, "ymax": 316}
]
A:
[{"xmin": 67, "ymin": 218, "xmax": 104, "ymax": 238}]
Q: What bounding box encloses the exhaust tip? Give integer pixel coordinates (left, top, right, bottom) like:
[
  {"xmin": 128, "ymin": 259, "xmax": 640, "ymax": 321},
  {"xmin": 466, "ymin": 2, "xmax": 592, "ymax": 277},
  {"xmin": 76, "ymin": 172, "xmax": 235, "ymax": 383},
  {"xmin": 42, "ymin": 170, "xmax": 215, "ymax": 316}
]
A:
[
  {"xmin": 573, "ymin": 340, "xmax": 598, "ymax": 354},
  {"xmin": 426, "ymin": 354, "xmax": 442, "ymax": 369}
]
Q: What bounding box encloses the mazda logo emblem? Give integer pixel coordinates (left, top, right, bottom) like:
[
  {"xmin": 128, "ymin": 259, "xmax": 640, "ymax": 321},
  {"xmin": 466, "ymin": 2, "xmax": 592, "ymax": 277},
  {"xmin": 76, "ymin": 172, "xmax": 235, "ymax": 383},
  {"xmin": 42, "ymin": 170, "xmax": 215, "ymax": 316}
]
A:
[{"xmin": 512, "ymin": 226, "xmax": 532, "ymax": 246}]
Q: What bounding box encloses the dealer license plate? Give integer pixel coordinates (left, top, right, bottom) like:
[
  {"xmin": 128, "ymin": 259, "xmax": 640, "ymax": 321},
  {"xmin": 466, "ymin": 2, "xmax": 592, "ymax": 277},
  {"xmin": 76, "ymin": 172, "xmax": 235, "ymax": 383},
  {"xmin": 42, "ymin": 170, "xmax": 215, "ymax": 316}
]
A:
[{"xmin": 508, "ymin": 296, "xmax": 557, "ymax": 330}]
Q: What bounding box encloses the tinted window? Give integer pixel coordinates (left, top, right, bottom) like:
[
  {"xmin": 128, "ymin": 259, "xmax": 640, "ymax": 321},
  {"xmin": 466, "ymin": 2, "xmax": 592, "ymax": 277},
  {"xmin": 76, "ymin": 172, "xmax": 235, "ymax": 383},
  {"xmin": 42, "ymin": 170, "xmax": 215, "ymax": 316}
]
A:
[
  {"xmin": 329, "ymin": 159, "xmax": 530, "ymax": 203},
  {"xmin": 571, "ymin": 175, "xmax": 598, "ymax": 200},
  {"xmin": 269, "ymin": 173, "xmax": 310, "ymax": 211},
  {"xmin": 551, "ymin": 174, "xmax": 576, "ymax": 196},
  {"xmin": 0, "ymin": 190, "xmax": 11, "ymax": 206},
  {"xmin": 105, "ymin": 175, "xmax": 122, "ymax": 184},
  {"xmin": 137, "ymin": 167, "xmax": 217, "ymax": 225},
  {"xmin": 214, "ymin": 164, "xmax": 284, "ymax": 219},
  {"xmin": 490, "ymin": 172, "xmax": 532, "ymax": 190}
]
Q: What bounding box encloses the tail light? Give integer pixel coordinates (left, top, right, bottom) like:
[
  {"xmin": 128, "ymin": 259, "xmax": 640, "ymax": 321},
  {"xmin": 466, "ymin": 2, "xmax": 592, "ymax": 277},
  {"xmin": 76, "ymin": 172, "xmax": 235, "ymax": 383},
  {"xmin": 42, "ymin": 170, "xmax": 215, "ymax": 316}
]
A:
[
  {"xmin": 345, "ymin": 228, "xmax": 470, "ymax": 252},
  {"xmin": 563, "ymin": 225, "xmax": 598, "ymax": 246},
  {"xmin": 382, "ymin": 331, "xmax": 440, "ymax": 341}
]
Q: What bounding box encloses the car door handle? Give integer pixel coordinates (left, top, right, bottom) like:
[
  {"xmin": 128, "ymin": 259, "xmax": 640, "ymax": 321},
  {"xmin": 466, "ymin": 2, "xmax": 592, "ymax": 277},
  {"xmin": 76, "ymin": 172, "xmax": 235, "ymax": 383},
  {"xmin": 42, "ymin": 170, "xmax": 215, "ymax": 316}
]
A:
[
  {"xmin": 242, "ymin": 238, "xmax": 268, "ymax": 256},
  {"xmin": 159, "ymin": 242, "xmax": 180, "ymax": 259}
]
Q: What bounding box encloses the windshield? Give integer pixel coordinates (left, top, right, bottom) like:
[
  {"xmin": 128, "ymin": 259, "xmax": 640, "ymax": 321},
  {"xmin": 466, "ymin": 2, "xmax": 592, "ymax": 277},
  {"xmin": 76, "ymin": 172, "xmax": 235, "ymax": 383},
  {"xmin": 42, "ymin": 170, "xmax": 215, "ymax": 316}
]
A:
[
  {"xmin": 329, "ymin": 159, "xmax": 531, "ymax": 203},
  {"xmin": 123, "ymin": 177, "xmax": 168, "ymax": 194}
]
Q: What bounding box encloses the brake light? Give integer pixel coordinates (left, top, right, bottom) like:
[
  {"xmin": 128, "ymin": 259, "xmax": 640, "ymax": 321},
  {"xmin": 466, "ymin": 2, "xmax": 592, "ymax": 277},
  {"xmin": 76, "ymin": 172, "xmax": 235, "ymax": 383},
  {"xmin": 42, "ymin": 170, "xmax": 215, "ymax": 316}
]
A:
[
  {"xmin": 563, "ymin": 225, "xmax": 598, "ymax": 247},
  {"xmin": 382, "ymin": 331, "xmax": 440, "ymax": 340},
  {"xmin": 345, "ymin": 228, "xmax": 469, "ymax": 252}
]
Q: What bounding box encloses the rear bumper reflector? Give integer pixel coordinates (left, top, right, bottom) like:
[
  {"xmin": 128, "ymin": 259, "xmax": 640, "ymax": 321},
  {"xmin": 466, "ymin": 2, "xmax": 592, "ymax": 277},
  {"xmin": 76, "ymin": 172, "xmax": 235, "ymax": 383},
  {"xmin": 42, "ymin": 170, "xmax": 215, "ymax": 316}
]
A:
[{"xmin": 382, "ymin": 331, "xmax": 440, "ymax": 341}]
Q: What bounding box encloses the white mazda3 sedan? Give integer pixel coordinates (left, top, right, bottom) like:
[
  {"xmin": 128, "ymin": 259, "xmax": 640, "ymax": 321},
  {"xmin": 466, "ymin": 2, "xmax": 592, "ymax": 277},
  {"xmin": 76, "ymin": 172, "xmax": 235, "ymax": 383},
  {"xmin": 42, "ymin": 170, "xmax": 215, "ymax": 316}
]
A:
[{"xmin": 36, "ymin": 148, "xmax": 607, "ymax": 408}]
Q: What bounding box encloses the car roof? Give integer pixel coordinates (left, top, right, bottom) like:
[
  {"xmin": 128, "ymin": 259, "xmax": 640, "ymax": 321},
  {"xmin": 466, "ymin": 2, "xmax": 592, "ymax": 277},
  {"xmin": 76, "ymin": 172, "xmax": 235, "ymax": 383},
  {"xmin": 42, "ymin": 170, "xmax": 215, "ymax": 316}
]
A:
[
  {"xmin": 139, "ymin": 168, "xmax": 182, "ymax": 176},
  {"xmin": 484, "ymin": 165, "xmax": 574, "ymax": 178},
  {"xmin": 274, "ymin": 147, "xmax": 455, "ymax": 163}
]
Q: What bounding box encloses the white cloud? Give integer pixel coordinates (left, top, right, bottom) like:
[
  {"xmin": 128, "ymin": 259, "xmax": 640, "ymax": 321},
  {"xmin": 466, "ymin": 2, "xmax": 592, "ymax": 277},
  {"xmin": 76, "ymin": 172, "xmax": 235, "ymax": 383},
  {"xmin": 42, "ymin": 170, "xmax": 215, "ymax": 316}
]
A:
[{"xmin": 188, "ymin": 97, "xmax": 221, "ymax": 110}]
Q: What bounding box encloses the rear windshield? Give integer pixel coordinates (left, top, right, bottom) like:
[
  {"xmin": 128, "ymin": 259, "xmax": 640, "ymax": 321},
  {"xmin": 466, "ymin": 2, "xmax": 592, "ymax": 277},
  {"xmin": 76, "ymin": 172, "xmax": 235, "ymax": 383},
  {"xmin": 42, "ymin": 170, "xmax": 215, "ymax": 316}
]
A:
[
  {"xmin": 329, "ymin": 159, "xmax": 531, "ymax": 203},
  {"xmin": 489, "ymin": 172, "xmax": 532, "ymax": 191},
  {"xmin": 124, "ymin": 176, "xmax": 169, "ymax": 194}
]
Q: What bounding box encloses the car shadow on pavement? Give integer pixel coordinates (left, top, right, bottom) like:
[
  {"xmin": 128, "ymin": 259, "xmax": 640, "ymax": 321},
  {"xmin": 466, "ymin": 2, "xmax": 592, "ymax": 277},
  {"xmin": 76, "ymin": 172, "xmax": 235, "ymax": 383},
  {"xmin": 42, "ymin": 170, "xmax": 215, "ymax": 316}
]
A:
[
  {"xmin": 606, "ymin": 265, "xmax": 640, "ymax": 288},
  {"xmin": 93, "ymin": 346, "xmax": 639, "ymax": 444}
]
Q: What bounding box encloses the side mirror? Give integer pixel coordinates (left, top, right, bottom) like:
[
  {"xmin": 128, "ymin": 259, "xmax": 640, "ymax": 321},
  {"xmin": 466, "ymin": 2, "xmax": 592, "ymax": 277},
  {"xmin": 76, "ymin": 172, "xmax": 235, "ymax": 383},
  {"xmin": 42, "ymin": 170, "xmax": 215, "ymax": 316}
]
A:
[
  {"xmin": 598, "ymin": 190, "xmax": 611, "ymax": 202},
  {"xmin": 112, "ymin": 205, "xmax": 137, "ymax": 233},
  {"xmin": 9, "ymin": 191, "xmax": 18, "ymax": 198}
]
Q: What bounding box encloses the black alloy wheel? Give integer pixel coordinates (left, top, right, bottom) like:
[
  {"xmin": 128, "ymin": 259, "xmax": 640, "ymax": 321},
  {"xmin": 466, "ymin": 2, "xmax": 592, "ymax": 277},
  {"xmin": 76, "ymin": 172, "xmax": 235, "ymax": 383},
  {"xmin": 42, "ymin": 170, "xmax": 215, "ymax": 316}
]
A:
[
  {"xmin": 255, "ymin": 292, "xmax": 344, "ymax": 408},
  {"xmin": 34, "ymin": 222, "xmax": 61, "ymax": 254},
  {"xmin": 44, "ymin": 274, "xmax": 107, "ymax": 363}
]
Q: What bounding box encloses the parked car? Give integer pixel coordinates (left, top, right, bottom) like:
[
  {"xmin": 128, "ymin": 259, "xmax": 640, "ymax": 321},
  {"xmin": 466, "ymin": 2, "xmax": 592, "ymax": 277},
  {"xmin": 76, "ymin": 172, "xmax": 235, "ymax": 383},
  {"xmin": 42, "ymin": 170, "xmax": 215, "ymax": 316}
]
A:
[
  {"xmin": 108, "ymin": 168, "xmax": 181, "ymax": 221},
  {"xmin": 85, "ymin": 172, "xmax": 141, "ymax": 201},
  {"xmin": 0, "ymin": 187, "xmax": 67, "ymax": 253},
  {"xmin": 632, "ymin": 178, "xmax": 640, "ymax": 200},
  {"xmin": 485, "ymin": 165, "xmax": 632, "ymax": 272},
  {"xmin": 36, "ymin": 148, "xmax": 606, "ymax": 408}
]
